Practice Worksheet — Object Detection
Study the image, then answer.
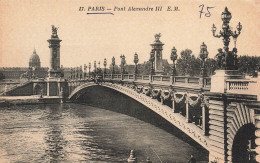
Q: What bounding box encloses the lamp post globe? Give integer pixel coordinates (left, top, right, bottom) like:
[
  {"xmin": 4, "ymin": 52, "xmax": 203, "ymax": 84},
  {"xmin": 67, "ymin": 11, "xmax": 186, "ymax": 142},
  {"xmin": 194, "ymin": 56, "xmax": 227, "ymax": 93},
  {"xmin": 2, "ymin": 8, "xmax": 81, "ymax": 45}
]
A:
[{"xmin": 212, "ymin": 7, "xmax": 242, "ymax": 70}]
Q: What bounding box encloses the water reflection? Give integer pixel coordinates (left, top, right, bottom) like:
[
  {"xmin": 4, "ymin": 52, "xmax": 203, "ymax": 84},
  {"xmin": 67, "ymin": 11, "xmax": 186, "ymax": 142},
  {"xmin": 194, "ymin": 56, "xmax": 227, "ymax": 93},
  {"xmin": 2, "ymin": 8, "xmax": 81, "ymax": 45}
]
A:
[{"xmin": 0, "ymin": 104, "xmax": 208, "ymax": 162}]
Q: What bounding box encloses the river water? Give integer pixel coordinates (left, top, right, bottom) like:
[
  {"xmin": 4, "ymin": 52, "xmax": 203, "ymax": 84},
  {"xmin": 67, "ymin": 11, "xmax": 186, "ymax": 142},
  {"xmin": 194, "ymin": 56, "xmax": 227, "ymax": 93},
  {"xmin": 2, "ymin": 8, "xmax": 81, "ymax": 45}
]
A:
[{"xmin": 0, "ymin": 103, "xmax": 208, "ymax": 163}]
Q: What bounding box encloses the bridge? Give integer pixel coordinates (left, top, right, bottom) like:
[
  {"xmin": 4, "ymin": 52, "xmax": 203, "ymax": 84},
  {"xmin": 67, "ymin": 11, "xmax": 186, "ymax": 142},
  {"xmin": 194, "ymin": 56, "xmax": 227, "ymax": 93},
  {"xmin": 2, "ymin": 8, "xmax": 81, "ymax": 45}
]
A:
[
  {"xmin": 1, "ymin": 8, "xmax": 260, "ymax": 162},
  {"xmin": 2, "ymin": 71, "xmax": 260, "ymax": 163}
]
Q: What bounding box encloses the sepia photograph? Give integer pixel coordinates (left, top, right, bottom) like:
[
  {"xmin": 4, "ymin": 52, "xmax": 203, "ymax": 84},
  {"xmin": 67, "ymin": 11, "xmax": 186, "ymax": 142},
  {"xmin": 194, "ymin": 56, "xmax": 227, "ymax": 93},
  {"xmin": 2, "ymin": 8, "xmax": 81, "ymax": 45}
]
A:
[{"xmin": 0, "ymin": 0, "xmax": 260, "ymax": 162}]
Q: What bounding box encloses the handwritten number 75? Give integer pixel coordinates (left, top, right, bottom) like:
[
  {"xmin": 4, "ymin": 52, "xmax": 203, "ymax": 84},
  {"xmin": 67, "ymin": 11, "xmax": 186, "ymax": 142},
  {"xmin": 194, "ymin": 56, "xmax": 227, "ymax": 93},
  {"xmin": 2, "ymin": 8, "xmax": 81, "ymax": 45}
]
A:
[{"xmin": 199, "ymin": 4, "xmax": 215, "ymax": 18}]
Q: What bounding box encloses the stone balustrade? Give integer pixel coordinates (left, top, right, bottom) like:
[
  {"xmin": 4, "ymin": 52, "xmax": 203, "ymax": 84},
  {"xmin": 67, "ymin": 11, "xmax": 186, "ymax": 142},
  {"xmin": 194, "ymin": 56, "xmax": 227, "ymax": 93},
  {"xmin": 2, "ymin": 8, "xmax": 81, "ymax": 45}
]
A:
[{"xmin": 226, "ymin": 79, "xmax": 256, "ymax": 94}]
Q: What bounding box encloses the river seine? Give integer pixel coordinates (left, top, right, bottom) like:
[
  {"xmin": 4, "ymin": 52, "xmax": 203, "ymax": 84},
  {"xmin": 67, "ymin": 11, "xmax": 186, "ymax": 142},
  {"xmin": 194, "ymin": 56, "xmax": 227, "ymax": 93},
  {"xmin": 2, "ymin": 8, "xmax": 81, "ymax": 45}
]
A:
[{"xmin": 0, "ymin": 103, "xmax": 208, "ymax": 162}]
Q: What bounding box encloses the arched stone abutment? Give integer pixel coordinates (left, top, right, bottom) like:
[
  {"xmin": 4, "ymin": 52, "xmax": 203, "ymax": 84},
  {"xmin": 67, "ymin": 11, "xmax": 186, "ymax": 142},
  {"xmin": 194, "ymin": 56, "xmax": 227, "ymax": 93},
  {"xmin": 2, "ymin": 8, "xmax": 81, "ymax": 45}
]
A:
[
  {"xmin": 206, "ymin": 93, "xmax": 258, "ymax": 163},
  {"xmin": 226, "ymin": 103, "xmax": 256, "ymax": 163}
]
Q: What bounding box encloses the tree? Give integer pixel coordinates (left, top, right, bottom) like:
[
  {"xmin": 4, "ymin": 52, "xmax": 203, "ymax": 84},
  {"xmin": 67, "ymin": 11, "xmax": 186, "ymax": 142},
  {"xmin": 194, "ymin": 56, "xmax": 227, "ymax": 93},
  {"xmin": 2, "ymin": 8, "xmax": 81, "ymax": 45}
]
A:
[
  {"xmin": 237, "ymin": 55, "xmax": 260, "ymax": 76},
  {"xmin": 0, "ymin": 72, "xmax": 5, "ymax": 80},
  {"xmin": 205, "ymin": 58, "xmax": 217, "ymax": 76},
  {"xmin": 176, "ymin": 49, "xmax": 200, "ymax": 76},
  {"xmin": 109, "ymin": 64, "xmax": 121, "ymax": 74}
]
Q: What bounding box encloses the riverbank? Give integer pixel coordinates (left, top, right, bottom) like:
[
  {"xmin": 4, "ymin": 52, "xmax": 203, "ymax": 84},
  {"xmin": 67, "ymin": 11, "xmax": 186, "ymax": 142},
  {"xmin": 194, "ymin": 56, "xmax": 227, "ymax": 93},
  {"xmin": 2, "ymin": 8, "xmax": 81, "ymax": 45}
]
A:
[{"xmin": 0, "ymin": 96, "xmax": 63, "ymax": 107}]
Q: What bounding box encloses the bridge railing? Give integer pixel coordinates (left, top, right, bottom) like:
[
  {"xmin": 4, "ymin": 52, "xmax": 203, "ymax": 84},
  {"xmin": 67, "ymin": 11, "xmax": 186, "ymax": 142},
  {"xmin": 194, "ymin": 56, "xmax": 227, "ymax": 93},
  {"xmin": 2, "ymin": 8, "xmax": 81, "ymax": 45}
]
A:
[
  {"xmin": 226, "ymin": 78, "xmax": 258, "ymax": 95},
  {"xmin": 103, "ymin": 73, "xmax": 211, "ymax": 88}
]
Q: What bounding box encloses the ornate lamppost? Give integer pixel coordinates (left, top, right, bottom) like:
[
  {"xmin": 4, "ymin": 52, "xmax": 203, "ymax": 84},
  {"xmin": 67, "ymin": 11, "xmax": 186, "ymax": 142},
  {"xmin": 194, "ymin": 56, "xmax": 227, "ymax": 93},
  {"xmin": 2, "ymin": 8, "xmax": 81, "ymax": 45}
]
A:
[
  {"xmin": 103, "ymin": 58, "xmax": 107, "ymax": 78},
  {"xmin": 84, "ymin": 64, "xmax": 87, "ymax": 80},
  {"xmin": 134, "ymin": 53, "xmax": 139, "ymax": 81},
  {"xmin": 170, "ymin": 47, "xmax": 178, "ymax": 76},
  {"xmin": 120, "ymin": 54, "xmax": 126, "ymax": 74},
  {"xmin": 150, "ymin": 50, "xmax": 155, "ymax": 75},
  {"xmin": 73, "ymin": 67, "xmax": 76, "ymax": 80},
  {"xmin": 80, "ymin": 65, "xmax": 83, "ymax": 80},
  {"xmin": 134, "ymin": 53, "xmax": 139, "ymax": 74},
  {"xmin": 211, "ymin": 7, "xmax": 242, "ymax": 70},
  {"xmin": 94, "ymin": 61, "xmax": 97, "ymax": 75},
  {"xmin": 200, "ymin": 42, "xmax": 208, "ymax": 77},
  {"xmin": 70, "ymin": 67, "xmax": 73, "ymax": 80},
  {"xmin": 199, "ymin": 42, "xmax": 209, "ymax": 87},
  {"xmin": 112, "ymin": 56, "xmax": 115, "ymax": 79},
  {"xmin": 120, "ymin": 55, "xmax": 126, "ymax": 80},
  {"xmin": 76, "ymin": 67, "xmax": 79, "ymax": 79},
  {"xmin": 88, "ymin": 62, "xmax": 91, "ymax": 78}
]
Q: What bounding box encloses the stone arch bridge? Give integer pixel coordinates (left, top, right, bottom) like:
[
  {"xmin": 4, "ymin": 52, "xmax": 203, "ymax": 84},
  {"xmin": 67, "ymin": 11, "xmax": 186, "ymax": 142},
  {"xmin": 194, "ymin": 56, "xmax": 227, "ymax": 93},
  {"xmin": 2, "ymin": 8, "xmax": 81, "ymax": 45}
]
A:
[{"xmin": 2, "ymin": 74, "xmax": 260, "ymax": 163}]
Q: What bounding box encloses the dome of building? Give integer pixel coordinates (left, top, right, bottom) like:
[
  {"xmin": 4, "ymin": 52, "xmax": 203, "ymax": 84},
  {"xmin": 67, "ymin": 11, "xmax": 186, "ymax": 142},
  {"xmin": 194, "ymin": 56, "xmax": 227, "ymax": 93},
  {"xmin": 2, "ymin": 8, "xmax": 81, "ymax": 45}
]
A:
[{"xmin": 29, "ymin": 48, "xmax": 41, "ymax": 68}]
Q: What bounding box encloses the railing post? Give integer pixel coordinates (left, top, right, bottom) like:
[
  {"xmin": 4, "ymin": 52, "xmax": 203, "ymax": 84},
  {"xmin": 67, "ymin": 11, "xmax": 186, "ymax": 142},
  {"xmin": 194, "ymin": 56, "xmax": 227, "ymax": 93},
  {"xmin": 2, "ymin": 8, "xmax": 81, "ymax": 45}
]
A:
[
  {"xmin": 185, "ymin": 94, "xmax": 190, "ymax": 123},
  {"xmin": 199, "ymin": 77, "xmax": 205, "ymax": 88},
  {"xmin": 201, "ymin": 102, "xmax": 208, "ymax": 135},
  {"xmin": 150, "ymin": 75, "xmax": 153, "ymax": 82},
  {"xmin": 172, "ymin": 98, "xmax": 176, "ymax": 113},
  {"xmin": 170, "ymin": 75, "xmax": 174, "ymax": 84},
  {"xmin": 161, "ymin": 96, "xmax": 164, "ymax": 105},
  {"xmin": 185, "ymin": 76, "xmax": 189, "ymax": 83},
  {"xmin": 134, "ymin": 73, "xmax": 137, "ymax": 81}
]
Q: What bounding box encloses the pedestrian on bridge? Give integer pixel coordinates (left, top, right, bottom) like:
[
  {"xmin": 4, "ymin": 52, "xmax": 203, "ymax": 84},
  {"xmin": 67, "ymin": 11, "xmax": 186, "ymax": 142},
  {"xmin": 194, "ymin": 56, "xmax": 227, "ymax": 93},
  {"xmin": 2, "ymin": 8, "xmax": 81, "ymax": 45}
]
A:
[{"xmin": 188, "ymin": 154, "xmax": 196, "ymax": 163}]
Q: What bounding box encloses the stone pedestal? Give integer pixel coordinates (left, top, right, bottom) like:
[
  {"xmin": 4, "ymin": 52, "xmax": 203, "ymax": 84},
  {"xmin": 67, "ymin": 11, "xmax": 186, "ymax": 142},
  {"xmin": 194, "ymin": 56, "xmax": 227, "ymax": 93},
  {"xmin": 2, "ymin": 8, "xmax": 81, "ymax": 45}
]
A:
[
  {"xmin": 46, "ymin": 77, "xmax": 65, "ymax": 97},
  {"xmin": 210, "ymin": 70, "xmax": 243, "ymax": 93}
]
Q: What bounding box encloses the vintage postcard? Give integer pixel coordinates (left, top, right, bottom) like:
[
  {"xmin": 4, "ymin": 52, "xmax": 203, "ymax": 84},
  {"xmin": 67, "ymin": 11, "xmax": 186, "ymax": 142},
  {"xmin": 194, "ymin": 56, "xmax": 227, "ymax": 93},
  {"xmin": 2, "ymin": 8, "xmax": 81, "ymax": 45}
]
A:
[{"xmin": 0, "ymin": 0, "xmax": 259, "ymax": 162}]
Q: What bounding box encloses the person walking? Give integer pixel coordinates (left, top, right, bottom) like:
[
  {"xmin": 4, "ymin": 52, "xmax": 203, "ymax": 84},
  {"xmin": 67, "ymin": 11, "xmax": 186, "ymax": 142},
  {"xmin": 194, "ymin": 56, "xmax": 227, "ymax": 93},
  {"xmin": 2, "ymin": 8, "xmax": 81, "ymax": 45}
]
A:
[{"xmin": 188, "ymin": 154, "xmax": 196, "ymax": 163}]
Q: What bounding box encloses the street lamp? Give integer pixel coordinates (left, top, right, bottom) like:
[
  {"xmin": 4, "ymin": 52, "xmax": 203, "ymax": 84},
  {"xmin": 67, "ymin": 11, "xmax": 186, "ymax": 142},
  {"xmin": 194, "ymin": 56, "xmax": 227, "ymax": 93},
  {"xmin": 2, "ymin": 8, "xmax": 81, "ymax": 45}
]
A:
[
  {"xmin": 103, "ymin": 58, "xmax": 107, "ymax": 74},
  {"xmin": 88, "ymin": 62, "xmax": 91, "ymax": 78},
  {"xmin": 84, "ymin": 64, "xmax": 87, "ymax": 80},
  {"xmin": 73, "ymin": 67, "xmax": 76, "ymax": 79},
  {"xmin": 70, "ymin": 67, "xmax": 73, "ymax": 79},
  {"xmin": 76, "ymin": 67, "xmax": 78, "ymax": 79},
  {"xmin": 170, "ymin": 46, "xmax": 178, "ymax": 76},
  {"xmin": 211, "ymin": 7, "xmax": 242, "ymax": 70},
  {"xmin": 150, "ymin": 50, "xmax": 155, "ymax": 75},
  {"xmin": 199, "ymin": 42, "xmax": 209, "ymax": 77},
  {"xmin": 94, "ymin": 61, "xmax": 96, "ymax": 74},
  {"xmin": 134, "ymin": 53, "xmax": 139, "ymax": 74},
  {"xmin": 80, "ymin": 65, "xmax": 82, "ymax": 79},
  {"xmin": 112, "ymin": 56, "xmax": 115, "ymax": 75},
  {"xmin": 120, "ymin": 54, "xmax": 126, "ymax": 74}
]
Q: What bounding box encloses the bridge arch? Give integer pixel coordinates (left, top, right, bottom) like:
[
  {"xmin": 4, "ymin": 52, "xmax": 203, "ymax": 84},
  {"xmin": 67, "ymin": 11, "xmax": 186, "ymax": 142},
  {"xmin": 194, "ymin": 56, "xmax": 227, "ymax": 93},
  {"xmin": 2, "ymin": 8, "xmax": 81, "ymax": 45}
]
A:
[
  {"xmin": 68, "ymin": 82, "xmax": 210, "ymax": 151},
  {"xmin": 227, "ymin": 103, "xmax": 256, "ymax": 162},
  {"xmin": 33, "ymin": 84, "xmax": 42, "ymax": 95}
]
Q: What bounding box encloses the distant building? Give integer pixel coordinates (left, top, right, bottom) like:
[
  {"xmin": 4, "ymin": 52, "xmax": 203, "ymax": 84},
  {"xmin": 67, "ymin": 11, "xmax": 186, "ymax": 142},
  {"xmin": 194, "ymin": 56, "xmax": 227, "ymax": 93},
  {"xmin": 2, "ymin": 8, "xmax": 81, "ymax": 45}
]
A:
[
  {"xmin": 0, "ymin": 49, "xmax": 48, "ymax": 80},
  {"xmin": 29, "ymin": 49, "xmax": 41, "ymax": 68}
]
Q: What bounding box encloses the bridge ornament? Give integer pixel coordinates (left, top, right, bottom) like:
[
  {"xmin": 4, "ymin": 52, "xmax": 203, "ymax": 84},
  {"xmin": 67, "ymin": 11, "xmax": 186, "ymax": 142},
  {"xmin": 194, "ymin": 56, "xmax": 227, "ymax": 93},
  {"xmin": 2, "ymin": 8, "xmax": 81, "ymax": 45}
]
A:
[
  {"xmin": 142, "ymin": 87, "xmax": 151, "ymax": 96},
  {"xmin": 161, "ymin": 89, "xmax": 171, "ymax": 101},
  {"xmin": 173, "ymin": 92, "xmax": 186, "ymax": 104},
  {"xmin": 201, "ymin": 94, "xmax": 210, "ymax": 108},
  {"xmin": 186, "ymin": 93, "xmax": 202, "ymax": 107},
  {"xmin": 151, "ymin": 88, "xmax": 161, "ymax": 99},
  {"xmin": 135, "ymin": 85, "xmax": 143, "ymax": 93}
]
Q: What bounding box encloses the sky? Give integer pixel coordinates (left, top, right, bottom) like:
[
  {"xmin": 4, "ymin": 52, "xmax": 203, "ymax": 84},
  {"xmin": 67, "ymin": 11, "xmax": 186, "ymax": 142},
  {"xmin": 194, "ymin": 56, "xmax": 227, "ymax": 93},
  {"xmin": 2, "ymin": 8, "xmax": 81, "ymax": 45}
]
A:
[{"xmin": 0, "ymin": 0, "xmax": 259, "ymax": 68}]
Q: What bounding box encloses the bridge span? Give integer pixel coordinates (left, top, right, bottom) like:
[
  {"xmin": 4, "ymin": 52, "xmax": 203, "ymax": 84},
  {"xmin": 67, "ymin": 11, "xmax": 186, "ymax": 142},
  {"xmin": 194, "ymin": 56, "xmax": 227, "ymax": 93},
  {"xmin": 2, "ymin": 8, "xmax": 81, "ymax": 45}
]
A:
[{"xmin": 2, "ymin": 73, "xmax": 260, "ymax": 163}]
